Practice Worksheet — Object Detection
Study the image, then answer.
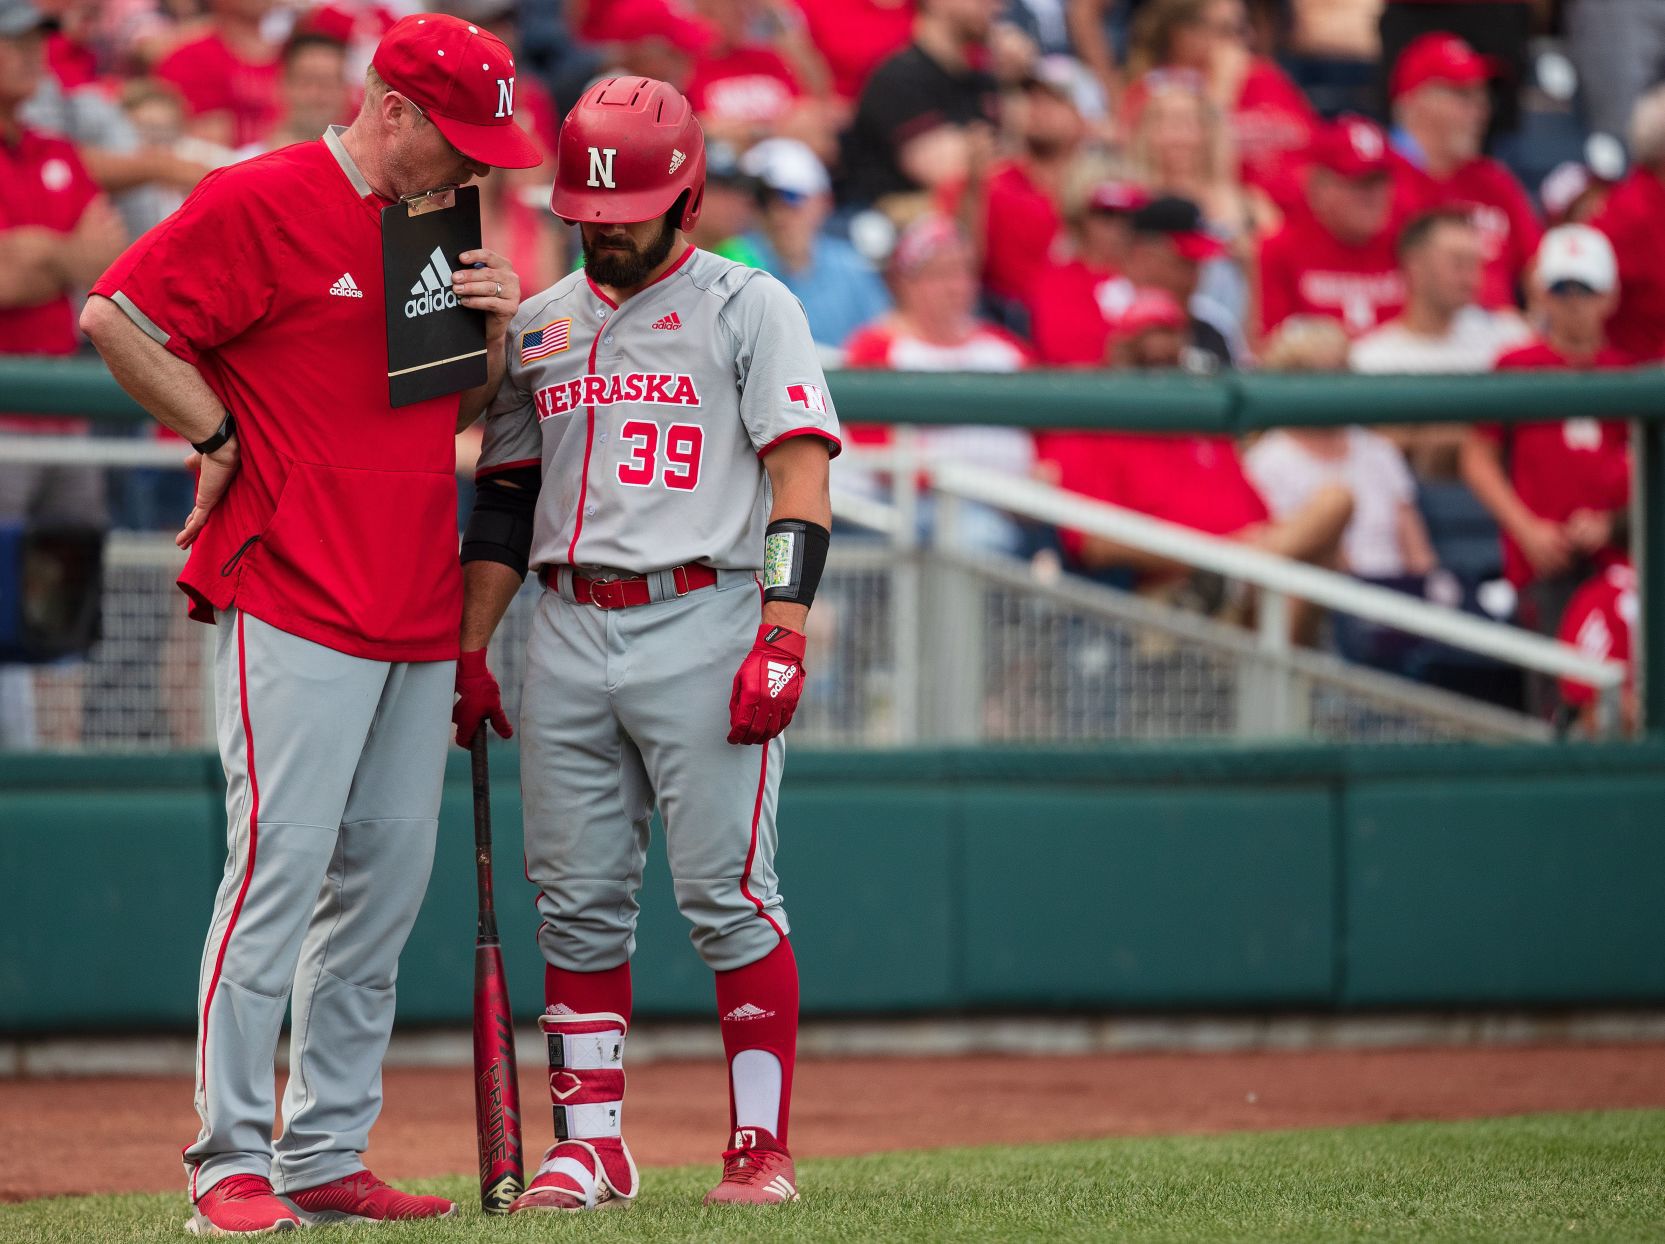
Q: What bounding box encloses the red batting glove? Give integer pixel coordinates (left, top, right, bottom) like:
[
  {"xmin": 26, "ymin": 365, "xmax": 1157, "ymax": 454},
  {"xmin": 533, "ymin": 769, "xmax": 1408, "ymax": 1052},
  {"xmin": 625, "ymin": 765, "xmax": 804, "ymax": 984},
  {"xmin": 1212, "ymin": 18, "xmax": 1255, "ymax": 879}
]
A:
[
  {"xmin": 728, "ymin": 624, "xmax": 807, "ymax": 745},
  {"xmin": 453, "ymin": 648, "xmax": 511, "ymax": 747}
]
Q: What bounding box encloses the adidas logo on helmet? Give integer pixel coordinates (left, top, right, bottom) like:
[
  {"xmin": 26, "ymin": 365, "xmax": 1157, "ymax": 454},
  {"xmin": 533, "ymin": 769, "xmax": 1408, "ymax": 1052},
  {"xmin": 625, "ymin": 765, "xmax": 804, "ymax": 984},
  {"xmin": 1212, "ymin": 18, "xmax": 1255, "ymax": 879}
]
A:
[{"xmin": 405, "ymin": 246, "xmax": 459, "ymax": 318}]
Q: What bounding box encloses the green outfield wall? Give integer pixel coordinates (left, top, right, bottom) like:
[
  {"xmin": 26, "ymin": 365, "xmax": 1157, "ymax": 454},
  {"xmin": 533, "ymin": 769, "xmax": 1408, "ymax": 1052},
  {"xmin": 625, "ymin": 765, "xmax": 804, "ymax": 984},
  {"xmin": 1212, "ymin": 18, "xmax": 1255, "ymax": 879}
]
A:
[{"xmin": 3, "ymin": 743, "xmax": 1663, "ymax": 1033}]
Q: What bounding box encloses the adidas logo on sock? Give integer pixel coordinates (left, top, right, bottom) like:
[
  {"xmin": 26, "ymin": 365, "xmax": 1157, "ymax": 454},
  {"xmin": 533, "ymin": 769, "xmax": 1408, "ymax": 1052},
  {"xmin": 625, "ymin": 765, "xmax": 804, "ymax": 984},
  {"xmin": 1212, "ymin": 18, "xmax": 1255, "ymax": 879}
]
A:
[
  {"xmin": 404, "ymin": 246, "xmax": 458, "ymax": 318},
  {"xmin": 329, "ymin": 272, "xmax": 363, "ymax": 298},
  {"xmin": 546, "ymin": 1003, "xmax": 578, "ymax": 1016},
  {"xmin": 723, "ymin": 1002, "xmax": 775, "ymax": 1022},
  {"xmin": 766, "ymin": 660, "xmax": 796, "ymax": 699},
  {"xmin": 651, "ymin": 311, "xmax": 682, "ymax": 330}
]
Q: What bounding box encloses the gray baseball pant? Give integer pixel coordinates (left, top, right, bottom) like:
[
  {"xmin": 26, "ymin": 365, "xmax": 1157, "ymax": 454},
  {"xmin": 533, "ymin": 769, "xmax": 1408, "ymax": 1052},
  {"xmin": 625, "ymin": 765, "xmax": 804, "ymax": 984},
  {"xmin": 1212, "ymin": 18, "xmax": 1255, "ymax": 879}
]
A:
[
  {"xmin": 520, "ymin": 570, "xmax": 788, "ymax": 976},
  {"xmin": 184, "ymin": 608, "xmax": 453, "ymax": 1199}
]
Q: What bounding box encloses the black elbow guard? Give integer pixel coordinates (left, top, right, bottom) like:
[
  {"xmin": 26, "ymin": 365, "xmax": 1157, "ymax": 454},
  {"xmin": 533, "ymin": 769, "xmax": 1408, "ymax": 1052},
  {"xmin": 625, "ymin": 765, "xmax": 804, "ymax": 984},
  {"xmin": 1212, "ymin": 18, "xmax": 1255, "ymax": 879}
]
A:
[
  {"xmin": 462, "ymin": 466, "xmax": 540, "ymax": 578},
  {"xmin": 763, "ymin": 518, "xmax": 831, "ymax": 608}
]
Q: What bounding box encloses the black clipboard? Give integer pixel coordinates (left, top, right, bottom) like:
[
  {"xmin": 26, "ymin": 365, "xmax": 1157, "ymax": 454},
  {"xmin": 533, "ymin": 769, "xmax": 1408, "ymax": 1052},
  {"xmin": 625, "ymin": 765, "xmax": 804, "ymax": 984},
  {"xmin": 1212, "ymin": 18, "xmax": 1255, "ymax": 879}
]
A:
[{"xmin": 382, "ymin": 185, "xmax": 488, "ymax": 407}]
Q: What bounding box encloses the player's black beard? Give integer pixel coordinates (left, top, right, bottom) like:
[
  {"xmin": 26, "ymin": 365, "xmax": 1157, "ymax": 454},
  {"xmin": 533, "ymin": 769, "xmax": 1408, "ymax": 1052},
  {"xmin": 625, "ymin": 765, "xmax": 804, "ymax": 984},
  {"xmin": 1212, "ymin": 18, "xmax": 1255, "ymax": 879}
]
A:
[{"xmin": 583, "ymin": 217, "xmax": 678, "ymax": 288}]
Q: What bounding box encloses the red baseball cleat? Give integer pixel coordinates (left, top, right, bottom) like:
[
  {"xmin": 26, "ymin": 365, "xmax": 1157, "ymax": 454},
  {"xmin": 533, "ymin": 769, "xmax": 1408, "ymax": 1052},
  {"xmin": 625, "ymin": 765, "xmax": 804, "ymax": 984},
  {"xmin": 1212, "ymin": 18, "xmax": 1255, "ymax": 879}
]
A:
[
  {"xmin": 282, "ymin": 1169, "xmax": 456, "ymax": 1224},
  {"xmin": 185, "ymin": 1174, "xmax": 303, "ymax": 1236},
  {"xmin": 703, "ymin": 1127, "xmax": 800, "ymax": 1205}
]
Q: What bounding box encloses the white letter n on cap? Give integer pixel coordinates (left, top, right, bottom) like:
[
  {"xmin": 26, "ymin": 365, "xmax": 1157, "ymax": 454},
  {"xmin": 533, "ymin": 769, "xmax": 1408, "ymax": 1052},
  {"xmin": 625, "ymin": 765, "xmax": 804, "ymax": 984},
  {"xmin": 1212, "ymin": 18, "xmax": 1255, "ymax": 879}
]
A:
[
  {"xmin": 496, "ymin": 77, "xmax": 515, "ymax": 119},
  {"xmin": 587, "ymin": 147, "xmax": 617, "ymax": 189}
]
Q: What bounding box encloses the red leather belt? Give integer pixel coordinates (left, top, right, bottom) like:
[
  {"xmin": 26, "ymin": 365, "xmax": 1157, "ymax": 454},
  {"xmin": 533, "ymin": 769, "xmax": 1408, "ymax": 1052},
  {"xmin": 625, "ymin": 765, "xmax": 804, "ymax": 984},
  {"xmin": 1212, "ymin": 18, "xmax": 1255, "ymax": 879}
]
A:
[{"xmin": 539, "ymin": 562, "xmax": 719, "ymax": 610}]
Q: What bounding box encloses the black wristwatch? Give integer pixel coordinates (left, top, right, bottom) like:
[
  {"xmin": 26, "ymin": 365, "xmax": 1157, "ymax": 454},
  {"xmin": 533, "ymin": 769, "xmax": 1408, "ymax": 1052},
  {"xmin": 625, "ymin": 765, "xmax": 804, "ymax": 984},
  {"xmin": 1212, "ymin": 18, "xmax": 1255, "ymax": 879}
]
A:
[{"xmin": 192, "ymin": 412, "xmax": 236, "ymax": 455}]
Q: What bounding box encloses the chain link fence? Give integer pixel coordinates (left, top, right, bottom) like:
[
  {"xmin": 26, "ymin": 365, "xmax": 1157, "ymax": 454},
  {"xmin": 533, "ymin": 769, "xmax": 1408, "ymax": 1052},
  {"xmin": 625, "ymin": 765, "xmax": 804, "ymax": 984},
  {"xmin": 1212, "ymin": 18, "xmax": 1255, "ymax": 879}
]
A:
[{"xmin": 9, "ymin": 533, "xmax": 1544, "ymax": 752}]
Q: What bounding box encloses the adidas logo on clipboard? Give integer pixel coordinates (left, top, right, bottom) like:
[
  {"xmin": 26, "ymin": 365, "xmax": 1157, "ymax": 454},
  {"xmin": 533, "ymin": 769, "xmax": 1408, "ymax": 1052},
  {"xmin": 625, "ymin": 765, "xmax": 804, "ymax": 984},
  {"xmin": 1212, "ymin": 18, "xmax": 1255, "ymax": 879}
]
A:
[{"xmin": 404, "ymin": 247, "xmax": 458, "ymax": 318}]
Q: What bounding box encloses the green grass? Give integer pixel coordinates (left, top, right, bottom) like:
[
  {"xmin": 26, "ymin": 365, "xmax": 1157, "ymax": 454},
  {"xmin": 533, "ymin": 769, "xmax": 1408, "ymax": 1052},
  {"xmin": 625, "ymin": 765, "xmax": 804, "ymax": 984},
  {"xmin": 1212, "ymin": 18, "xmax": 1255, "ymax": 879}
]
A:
[{"xmin": 6, "ymin": 1111, "xmax": 1664, "ymax": 1243}]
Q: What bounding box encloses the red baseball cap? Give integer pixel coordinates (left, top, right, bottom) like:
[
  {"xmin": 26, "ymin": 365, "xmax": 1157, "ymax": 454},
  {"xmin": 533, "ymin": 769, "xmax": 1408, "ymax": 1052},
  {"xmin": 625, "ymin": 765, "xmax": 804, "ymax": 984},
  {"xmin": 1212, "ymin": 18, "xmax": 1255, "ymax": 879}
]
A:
[
  {"xmin": 1085, "ymin": 181, "xmax": 1150, "ymax": 216},
  {"xmin": 1114, "ymin": 288, "xmax": 1188, "ymax": 339},
  {"xmin": 1390, "ymin": 33, "xmax": 1501, "ymax": 101},
  {"xmin": 372, "ymin": 14, "xmax": 542, "ymax": 169},
  {"xmin": 1308, "ymin": 116, "xmax": 1391, "ymax": 181}
]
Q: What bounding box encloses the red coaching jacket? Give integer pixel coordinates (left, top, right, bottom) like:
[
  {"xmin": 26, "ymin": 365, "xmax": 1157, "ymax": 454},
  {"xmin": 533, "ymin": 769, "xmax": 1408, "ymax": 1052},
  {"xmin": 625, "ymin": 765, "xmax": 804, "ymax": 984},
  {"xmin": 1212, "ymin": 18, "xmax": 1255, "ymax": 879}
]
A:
[{"xmin": 92, "ymin": 128, "xmax": 464, "ymax": 662}]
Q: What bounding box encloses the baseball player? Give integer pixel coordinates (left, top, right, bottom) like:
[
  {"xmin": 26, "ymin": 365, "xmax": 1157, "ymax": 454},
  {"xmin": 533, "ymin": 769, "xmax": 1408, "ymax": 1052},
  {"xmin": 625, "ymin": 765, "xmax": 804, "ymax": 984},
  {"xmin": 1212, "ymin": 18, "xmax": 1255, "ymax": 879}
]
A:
[
  {"xmin": 453, "ymin": 76, "xmax": 839, "ymax": 1210},
  {"xmin": 80, "ymin": 15, "xmax": 539, "ymax": 1234}
]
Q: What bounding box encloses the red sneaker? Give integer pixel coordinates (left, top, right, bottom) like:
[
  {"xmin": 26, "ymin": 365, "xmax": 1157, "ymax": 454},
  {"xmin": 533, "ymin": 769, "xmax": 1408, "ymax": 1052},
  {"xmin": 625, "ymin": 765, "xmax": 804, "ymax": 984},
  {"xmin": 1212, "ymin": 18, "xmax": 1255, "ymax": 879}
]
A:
[
  {"xmin": 703, "ymin": 1127, "xmax": 800, "ymax": 1205},
  {"xmin": 282, "ymin": 1169, "xmax": 455, "ymax": 1224},
  {"xmin": 185, "ymin": 1174, "xmax": 303, "ymax": 1236}
]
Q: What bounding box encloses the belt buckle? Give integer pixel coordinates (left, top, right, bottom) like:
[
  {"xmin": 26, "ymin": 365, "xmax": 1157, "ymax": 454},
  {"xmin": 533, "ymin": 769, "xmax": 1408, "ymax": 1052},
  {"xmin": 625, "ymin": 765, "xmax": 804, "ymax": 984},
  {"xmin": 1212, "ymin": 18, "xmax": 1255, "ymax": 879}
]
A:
[{"xmin": 590, "ymin": 578, "xmax": 624, "ymax": 610}]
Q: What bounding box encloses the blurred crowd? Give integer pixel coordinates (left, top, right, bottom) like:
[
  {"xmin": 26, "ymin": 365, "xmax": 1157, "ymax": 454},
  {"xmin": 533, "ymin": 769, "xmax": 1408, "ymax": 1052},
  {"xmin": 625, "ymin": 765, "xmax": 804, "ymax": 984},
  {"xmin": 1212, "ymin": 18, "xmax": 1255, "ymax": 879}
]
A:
[{"xmin": 4, "ymin": 0, "xmax": 1663, "ymax": 738}]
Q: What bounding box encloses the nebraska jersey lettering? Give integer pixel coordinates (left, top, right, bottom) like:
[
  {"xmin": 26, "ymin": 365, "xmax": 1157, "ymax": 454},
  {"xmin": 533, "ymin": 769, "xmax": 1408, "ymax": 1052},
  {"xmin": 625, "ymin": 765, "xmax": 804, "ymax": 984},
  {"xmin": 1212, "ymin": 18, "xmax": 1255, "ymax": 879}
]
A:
[{"xmin": 479, "ymin": 245, "xmax": 841, "ymax": 574}]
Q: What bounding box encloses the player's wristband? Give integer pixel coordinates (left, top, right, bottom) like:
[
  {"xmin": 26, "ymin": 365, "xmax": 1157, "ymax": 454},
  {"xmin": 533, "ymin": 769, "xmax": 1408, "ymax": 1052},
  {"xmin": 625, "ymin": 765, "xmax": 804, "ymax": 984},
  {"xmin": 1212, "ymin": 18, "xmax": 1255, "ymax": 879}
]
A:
[
  {"xmin": 191, "ymin": 412, "xmax": 236, "ymax": 455},
  {"xmin": 763, "ymin": 518, "xmax": 830, "ymax": 608}
]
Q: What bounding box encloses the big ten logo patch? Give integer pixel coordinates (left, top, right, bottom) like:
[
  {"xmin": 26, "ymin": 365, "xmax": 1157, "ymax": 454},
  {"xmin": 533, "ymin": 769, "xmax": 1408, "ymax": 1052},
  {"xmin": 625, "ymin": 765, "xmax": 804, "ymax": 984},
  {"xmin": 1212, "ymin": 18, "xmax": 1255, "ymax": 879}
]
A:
[{"xmin": 536, "ymin": 373, "xmax": 702, "ymax": 420}]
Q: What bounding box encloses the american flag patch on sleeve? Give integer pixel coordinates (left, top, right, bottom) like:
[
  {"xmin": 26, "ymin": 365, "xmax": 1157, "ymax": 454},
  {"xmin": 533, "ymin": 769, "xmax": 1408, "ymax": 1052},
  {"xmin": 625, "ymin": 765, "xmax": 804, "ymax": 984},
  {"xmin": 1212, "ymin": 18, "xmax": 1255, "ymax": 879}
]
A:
[{"xmin": 521, "ymin": 318, "xmax": 572, "ymax": 363}]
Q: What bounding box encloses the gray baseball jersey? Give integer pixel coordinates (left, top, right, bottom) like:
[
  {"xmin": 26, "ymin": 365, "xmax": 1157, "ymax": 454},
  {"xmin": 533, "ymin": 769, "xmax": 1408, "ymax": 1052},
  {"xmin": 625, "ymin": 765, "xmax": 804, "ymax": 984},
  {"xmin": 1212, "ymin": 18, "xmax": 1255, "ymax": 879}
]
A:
[{"xmin": 477, "ymin": 245, "xmax": 841, "ymax": 574}]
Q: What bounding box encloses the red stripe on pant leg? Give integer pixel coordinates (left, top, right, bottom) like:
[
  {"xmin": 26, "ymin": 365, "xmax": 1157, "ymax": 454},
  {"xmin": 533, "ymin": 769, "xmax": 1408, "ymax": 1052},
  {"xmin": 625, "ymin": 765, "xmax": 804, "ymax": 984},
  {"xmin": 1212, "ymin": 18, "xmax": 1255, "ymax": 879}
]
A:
[
  {"xmin": 191, "ymin": 610, "xmax": 262, "ymax": 1199},
  {"xmin": 739, "ymin": 744, "xmax": 785, "ymax": 939}
]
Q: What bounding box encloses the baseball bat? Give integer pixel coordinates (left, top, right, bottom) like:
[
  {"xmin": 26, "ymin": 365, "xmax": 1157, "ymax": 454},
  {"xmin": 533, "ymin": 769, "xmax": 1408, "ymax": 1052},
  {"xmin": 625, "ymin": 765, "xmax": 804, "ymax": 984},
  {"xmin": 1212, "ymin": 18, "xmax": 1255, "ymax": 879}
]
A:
[{"xmin": 470, "ymin": 732, "xmax": 524, "ymax": 1214}]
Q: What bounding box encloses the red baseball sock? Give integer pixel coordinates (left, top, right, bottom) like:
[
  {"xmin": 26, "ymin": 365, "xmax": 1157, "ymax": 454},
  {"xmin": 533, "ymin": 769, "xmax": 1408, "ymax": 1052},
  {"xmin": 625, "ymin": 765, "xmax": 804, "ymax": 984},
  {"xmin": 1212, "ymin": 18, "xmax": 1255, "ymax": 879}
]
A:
[
  {"xmin": 714, "ymin": 938, "xmax": 799, "ymax": 1145},
  {"xmin": 546, "ymin": 961, "xmax": 633, "ymax": 1021}
]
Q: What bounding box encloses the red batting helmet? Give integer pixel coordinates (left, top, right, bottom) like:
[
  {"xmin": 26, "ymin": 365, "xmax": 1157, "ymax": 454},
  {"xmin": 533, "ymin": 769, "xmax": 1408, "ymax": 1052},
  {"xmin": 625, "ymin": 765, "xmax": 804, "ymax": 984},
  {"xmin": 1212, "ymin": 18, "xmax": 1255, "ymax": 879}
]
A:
[{"xmin": 550, "ymin": 77, "xmax": 706, "ymax": 230}]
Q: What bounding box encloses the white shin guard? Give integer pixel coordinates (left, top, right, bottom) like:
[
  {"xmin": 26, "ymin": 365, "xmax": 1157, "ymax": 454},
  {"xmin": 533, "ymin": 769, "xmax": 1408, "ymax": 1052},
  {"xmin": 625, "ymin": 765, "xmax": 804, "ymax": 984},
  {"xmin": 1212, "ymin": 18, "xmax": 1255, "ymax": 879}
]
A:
[{"xmin": 537, "ymin": 1010, "xmax": 638, "ymax": 1202}]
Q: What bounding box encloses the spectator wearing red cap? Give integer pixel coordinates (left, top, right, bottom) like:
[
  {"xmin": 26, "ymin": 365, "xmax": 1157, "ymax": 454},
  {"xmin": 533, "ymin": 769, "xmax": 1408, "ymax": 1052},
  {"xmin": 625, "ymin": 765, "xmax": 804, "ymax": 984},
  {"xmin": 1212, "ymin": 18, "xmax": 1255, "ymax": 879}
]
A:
[
  {"xmin": 154, "ymin": 0, "xmax": 283, "ymax": 148},
  {"xmin": 1377, "ymin": 0, "xmax": 1530, "ymax": 140},
  {"xmin": 1387, "ymin": 33, "xmax": 1541, "ymax": 310},
  {"xmin": 1123, "ymin": 194, "xmax": 1241, "ymax": 369},
  {"xmin": 839, "ymin": 0, "xmax": 1000, "ymax": 209},
  {"xmin": 842, "ymin": 215, "xmax": 1034, "ymax": 554},
  {"xmin": 1591, "ymin": 84, "xmax": 1665, "ymax": 361},
  {"xmin": 1256, "ymin": 115, "xmax": 1405, "ymax": 340},
  {"xmin": 1121, "ymin": 0, "xmax": 1318, "ymax": 214},
  {"xmin": 1025, "ymin": 180, "xmax": 1146, "ymax": 365},
  {"xmin": 1461, "ymin": 226, "xmax": 1633, "ymax": 651},
  {"xmin": 81, "ymin": 13, "xmax": 539, "ymax": 1232},
  {"xmin": 685, "ymin": 0, "xmax": 835, "ymax": 156}
]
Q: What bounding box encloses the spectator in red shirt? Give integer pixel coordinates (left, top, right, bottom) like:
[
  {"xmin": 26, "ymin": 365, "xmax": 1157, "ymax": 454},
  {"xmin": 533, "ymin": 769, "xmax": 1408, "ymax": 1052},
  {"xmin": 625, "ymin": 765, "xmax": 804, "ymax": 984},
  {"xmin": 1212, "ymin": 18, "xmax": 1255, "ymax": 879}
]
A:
[
  {"xmin": 1256, "ymin": 116, "xmax": 1405, "ymax": 340},
  {"xmin": 1556, "ymin": 558, "xmax": 1636, "ymax": 735},
  {"xmin": 1591, "ymin": 83, "xmax": 1665, "ymax": 361},
  {"xmin": 1387, "ymin": 33, "xmax": 1541, "ymax": 310},
  {"xmin": 1038, "ymin": 289, "xmax": 1352, "ymax": 596},
  {"xmin": 972, "ymin": 66, "xmax": 1084, "ymax": 309},
  {"xmin": 686, "ymin": 0, "xmax": 835, "ymax": 156},
  {"xmin": 1026, "ymin": 180, "xmax": 1146, "ymax": 366},
  {"xmin": 1125, "ymin": 68, "xmax": 1279, "ymax": 260},
  {"xmin": 154, "ymin": 0, "xmax": 282, "ymax": 149},
  {"xmin": 1122, "ymin": 0, "xmax": 1318, "ymax": 213},
  {"xmin": 1460, "ymin": 225, "xmax": 1632, "ymax": 643}
]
